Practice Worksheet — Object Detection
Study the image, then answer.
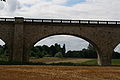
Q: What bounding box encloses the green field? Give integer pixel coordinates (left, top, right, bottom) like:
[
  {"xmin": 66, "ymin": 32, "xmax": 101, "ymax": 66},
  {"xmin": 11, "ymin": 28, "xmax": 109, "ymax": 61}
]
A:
[
  {"xmin": 30, "ymin": 57, "xmax": 120, "ymax": 66},
  {"xmin": 0, "ymin": 57, "xmax": 120, "ymax": 66}
]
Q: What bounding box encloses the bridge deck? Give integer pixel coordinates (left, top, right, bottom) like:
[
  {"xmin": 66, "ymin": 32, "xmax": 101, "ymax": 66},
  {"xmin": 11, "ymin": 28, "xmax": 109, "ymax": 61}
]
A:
[{"xmin": 0, "ymin": 18, "xmax": 120, "ymax": 24}]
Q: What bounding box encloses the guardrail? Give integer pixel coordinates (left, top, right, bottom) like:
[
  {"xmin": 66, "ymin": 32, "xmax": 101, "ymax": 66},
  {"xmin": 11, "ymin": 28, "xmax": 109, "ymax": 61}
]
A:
[
  {"xmin": 0, "ymin": 18, "xmax": 15, "ymax": 22},
  {"xmin": 0, "ymin": 18, "xmax": 120, "ymax": 24},
  {"xmin": 23, "ymin": 18, "xmax": 120, "ymax": 24}
]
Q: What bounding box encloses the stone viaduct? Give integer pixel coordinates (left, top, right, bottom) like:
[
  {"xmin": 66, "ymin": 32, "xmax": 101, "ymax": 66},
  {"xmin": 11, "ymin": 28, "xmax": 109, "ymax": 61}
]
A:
[{"xmin": 0, "ymin": 17, "xmax": 120, "ymax": 66}]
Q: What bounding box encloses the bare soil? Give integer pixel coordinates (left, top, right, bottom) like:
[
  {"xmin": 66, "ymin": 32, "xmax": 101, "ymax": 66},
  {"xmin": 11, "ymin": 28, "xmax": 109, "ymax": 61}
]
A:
[{"xmin": 0, "ymin": 65, "xmax": 120, "ymax": 80}]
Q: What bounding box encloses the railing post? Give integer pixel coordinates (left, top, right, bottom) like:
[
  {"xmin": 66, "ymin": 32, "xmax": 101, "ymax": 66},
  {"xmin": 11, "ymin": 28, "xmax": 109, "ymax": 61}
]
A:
[
  {"xmin": 42, "ymin": 19, "xmax": 43, "ymax": 23},
  {"xmin": 106, "ymin": 21, "xmax": 108, "ymax": 24},
  {"xmin": 61, "ymin": 20, "xmax": 62, "ymax": 23},
  {"xmin": 51, "ymin": 20, "xmax": 53, "ymax": 23},
  {"xmin": 79, "ymin": 20, "xmax": 81, "ymax": 24},
  {"xmin": 97, "ymin": 21, "xmax": 99, "ymax": 24},
  {"xmin": 70, "ymin": 20, "xmax": 71, "ymax": 23}
]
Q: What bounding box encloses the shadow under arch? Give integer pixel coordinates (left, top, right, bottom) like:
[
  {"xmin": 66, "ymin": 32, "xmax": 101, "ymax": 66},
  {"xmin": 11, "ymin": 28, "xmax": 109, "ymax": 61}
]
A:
[{"xmin": 29, "ymin": 33, "xmax": 100, "ymax": 65}]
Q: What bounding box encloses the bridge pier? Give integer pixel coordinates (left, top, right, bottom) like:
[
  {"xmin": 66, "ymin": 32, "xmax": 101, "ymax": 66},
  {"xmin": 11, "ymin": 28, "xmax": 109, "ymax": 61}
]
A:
[
  {"xmin": 97, "ymin": 47, "xmax": 113, "ymax": 66},
  {"xmin": 97, "ymin": 52, "xmax": 112, "ymax": 66},
  {"xmin": 12, "ymin": 17, "xmax": 24, "ymax": 62},
  {"xmin": 22, "ymin": 45, "xmax": 30, "ymax": 62}
]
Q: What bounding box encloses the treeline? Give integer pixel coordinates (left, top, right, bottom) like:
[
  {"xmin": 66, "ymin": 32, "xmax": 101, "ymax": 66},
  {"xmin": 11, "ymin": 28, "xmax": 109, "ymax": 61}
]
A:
[
  {"xmin": 0, "ymin": 44, "xmax": 120, "ymax": 59},
  {"xmin": 30, "ymin": 43, "xmax": 66, "ymax": 58},
  {"xmin": 0, "ymin": 45, "xmax": 7, "ymax": 57},
  {"xmin": 30, "ymin": 43, "xmax": 120, "ymax": 59}
]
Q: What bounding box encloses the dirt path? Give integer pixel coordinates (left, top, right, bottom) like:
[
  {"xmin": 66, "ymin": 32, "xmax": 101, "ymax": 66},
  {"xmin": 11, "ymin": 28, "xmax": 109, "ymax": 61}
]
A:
[{"xmin": 0, "ymin": 65, "xmax": 120, "ymax": 80}]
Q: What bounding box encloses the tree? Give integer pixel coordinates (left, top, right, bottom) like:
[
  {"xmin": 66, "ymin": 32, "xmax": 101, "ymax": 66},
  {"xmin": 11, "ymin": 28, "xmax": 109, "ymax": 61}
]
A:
[
  {"xmin": 36, "ymin": 51, "xmax": 45, "ymax": 58},
  {"xmin": 49, "ymin": 45, "xmax": 56, "ymax": 57},
  {"xmin": 87, "ymin": 44, "xmax": 97, "ymax": 58},
  {"xmin": 55, "ymin": 43, "xmax": 62, "ymax": 52},
  {"xmin": 65, "ymin": 51, "xmax": 80, "ymax": 58},
  {"xmin": 0, "ymin": 45, "xmax": 7, "ymax": 57},
  {"xmin": 87, "ymin": 44, "xmax": 95, "ymax": 51},
  {"xmin": 62, "ymin": 44, "xmax": 66, "ymax": 57},
  {"xmin": 112, "ymin": 52, "xmax": 120, "ymax": 59},
  {"xmin": 30, "ymin": 43, "xmax": 66, "ymax": 58}
]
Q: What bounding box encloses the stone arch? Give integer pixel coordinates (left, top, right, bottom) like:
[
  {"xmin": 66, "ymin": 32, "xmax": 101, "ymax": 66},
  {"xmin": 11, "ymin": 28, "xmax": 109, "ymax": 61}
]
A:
[
  {"xmin": 32, "ymin": 33, "xmax": 99, "ymax": 51},
  {"xmin": 23, "ymin": 21, "xmax": 118, "ymax": 66},
  {"xmin": 26, "ymin": 33, "xmax": 100, "ymax": 65}
]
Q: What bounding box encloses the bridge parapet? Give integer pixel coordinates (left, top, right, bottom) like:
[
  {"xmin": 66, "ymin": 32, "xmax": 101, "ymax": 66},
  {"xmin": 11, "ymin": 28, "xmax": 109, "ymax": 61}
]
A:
[
  {"xmin": 0, "ymin": 18, "xmax": 15, "ymax": 22},
  {"xmin": 24, "ymin": 18, "xmax": 120, "ymax": 24},
  {"xmin": 0, "ymin": 17, "xmax": 120, "ymax": 24}
]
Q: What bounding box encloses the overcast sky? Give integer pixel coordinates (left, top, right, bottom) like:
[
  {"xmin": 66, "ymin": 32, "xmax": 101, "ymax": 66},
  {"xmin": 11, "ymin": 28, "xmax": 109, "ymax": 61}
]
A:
[{"xmin": 0, "ymin": 0, "xmax": 120, "ymax": 52}]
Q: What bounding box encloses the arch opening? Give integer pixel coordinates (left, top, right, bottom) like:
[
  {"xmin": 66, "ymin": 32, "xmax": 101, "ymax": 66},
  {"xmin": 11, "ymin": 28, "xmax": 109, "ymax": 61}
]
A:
[
  {"xmin": 113, "ymin": 43, "xmax": 120, "ymax": 65},
  {"xmin": 29, "ymin": 34, "xmax": 99, "ymax": 66},
  {"xmin": 0, "ymin": 39, "xmax": 9, "ymax": 62}
]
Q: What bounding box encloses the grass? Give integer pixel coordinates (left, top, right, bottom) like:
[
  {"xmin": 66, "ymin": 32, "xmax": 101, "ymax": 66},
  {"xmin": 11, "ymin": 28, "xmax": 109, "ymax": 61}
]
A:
[
  {"xmin": 0, "ymin": 56, "xmax": 8, "ymax": 62},
  {"xmin": 112, "ymin": 59, "xmax": 120, "ymax": 65},
  {"xmin": 0, "ymin": 57, "xmax": 120, "ymax": 66},
  {"xmin": 80, "ymin": 59, "xmax": 97, "ymax": 66}
]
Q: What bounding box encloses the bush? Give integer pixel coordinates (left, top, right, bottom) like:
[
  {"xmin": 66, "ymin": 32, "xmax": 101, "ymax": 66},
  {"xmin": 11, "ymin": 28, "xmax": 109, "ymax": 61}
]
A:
[{"xmin": 54, "ymin": 52, "xmax": 63, "ymax": 58}]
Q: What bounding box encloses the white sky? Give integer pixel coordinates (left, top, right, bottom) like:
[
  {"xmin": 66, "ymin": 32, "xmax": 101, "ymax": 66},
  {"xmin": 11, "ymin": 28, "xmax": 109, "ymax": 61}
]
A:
[
  {"xmin": 34, "ymin": 35, "xmax": 89, "ymax": 51},
  {"xmin": 0, "ymin": 0, "xmax": 120, "ymax": 52}
]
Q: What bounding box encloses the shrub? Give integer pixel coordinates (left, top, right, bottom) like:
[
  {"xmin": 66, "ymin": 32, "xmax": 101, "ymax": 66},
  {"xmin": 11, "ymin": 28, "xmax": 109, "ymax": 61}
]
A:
[{"xmin": 54, "ymin": 52, "xmax": 63, "ymax": 58}]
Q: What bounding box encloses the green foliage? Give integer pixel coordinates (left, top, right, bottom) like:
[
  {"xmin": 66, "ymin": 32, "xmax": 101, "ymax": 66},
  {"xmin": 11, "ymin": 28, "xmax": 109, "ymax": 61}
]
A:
[
  {"xmin": 31, "ymin": 43, "xmax": 66, "ymax": 58},
  {"xmin": 112, "ymin": 52, "xmax": 120, "ymax": 59},
  {"xmin": 62, "ymin": 44, "xmax": 66, "ymax": 57},
  {"xmin": 30, "ymin": 43, "xmax": 120, "ymax": 59},
  {"xmin": 65, "ymin": 48, "xmax": 97, "ymax": 58},
  {"xmin": 54, "ymin": 52, "xmax": 63, "ymax": 58},
  {"xmin": 80, "ymin": 59, "xmax": 97, "ymax": 65},
  {"xmin": 0, "ymin": 45, "xmax": 8, "ymax": 61}
]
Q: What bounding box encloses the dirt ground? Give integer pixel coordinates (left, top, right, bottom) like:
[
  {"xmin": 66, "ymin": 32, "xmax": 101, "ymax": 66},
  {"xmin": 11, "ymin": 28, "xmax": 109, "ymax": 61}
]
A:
[{"xmin": 0, "ymin": 65, "xmax": 120, "ymax": 80}]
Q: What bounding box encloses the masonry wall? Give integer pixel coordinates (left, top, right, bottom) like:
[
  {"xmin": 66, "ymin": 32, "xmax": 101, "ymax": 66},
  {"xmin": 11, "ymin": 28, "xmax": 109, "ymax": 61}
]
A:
[
  {"xmin": 23, "ymin": 23, "xmax": 120, "ymax": 65},
  {"xmin": 0, "ymin": 22, "xmax": 14, "ymax": 61}
]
